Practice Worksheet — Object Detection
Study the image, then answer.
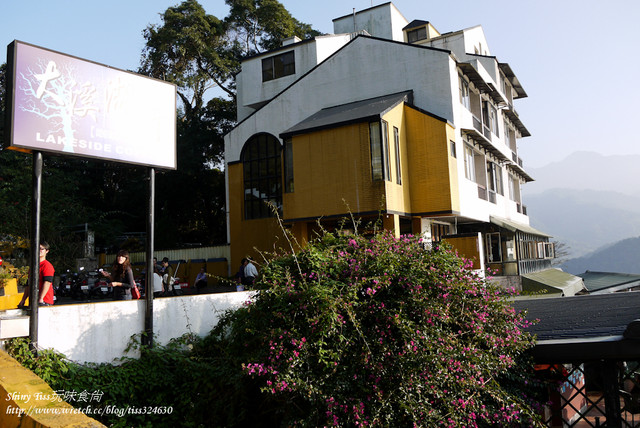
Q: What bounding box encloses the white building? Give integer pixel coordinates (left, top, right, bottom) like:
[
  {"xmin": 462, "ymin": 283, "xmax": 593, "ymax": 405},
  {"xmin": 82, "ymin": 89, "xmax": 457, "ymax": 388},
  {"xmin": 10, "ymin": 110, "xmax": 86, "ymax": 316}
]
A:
[{"xmin": 225, "ymin": 2, "xmax": 559, "ymax": 290}]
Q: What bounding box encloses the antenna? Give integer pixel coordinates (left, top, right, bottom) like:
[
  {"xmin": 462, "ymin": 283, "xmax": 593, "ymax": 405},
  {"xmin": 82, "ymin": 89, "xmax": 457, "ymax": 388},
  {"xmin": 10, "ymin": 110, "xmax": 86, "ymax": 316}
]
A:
[{"xmin": 353, "ymin": 8, "xmax": 356, "ymax": 33}]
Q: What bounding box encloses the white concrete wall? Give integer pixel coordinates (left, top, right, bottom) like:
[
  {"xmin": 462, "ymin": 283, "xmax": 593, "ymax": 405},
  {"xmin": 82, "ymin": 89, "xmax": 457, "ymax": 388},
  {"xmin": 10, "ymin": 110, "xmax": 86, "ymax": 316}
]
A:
[
  {"xmin": 226, "ymin": 36, "xmax": 455, "ymax": 163},
  {"xmin": 36, "ymin": 292, "xmax": 251, "ymax": 364},
  {"xmin": 332, "ymin": 3, "xmax": 408, "ymax": 42},
  {"xmin": 237, "ymin": 34, "xmax": 353, "ymax": 122}
]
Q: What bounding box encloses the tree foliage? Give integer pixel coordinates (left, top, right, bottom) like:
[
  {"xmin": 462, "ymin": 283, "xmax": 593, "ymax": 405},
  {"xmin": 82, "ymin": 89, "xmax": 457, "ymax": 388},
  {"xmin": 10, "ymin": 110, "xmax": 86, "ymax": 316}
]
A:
[
  {"xmin": 0, "ymin": 0, "xmax": 320, "ymax": 265},
  {"xmin": 6, "ymin": 229, "xmax": 545, "ymax": 427},
  {"xmin": 211, "ymin": 230, "xmax": 544, "ymax": 427}
]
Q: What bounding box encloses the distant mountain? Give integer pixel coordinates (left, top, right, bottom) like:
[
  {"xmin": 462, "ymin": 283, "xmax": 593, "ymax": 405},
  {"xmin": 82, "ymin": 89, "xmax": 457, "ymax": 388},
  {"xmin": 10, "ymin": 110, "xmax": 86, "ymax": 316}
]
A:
[
  {"xmin": 522, "ymin": 151, "xmax": 640, "ymax": 259},
  {"xmin": 561, "ymin": 236, "xmax": 640, "ymax": 275},
  {"xmin": 525, "ymin": 151, "xmax": 640, "ymax": 198},
  {"xmin": 526, "ymin": 189, "xmax": 640, "ymax": 257}
]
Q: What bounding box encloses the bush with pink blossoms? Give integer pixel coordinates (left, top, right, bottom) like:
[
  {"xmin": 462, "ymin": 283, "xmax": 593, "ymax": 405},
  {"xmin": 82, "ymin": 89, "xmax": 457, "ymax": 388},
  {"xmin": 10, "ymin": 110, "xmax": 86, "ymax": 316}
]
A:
[{"xmin": 208, "ymin": 230, "xmax": 544, "ymax": 427}]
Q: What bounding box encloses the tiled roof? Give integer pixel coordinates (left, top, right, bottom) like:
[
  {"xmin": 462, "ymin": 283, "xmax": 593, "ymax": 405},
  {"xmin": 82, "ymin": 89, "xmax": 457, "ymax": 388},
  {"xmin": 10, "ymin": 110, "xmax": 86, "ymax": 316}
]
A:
[{"xmin": 511, "ymin": 292, "xmax": 640, "ymax": 362}]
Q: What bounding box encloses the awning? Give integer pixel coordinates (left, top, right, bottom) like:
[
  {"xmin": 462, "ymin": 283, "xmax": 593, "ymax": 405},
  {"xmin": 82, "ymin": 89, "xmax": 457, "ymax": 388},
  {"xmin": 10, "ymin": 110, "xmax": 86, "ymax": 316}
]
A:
[
  {"xmin": 522, "ymin": 269, "xmax": 586, "ymax": 297},
  {"xmin": 489, "ymin": 215, "xmax": 552, "ymax": 238}
]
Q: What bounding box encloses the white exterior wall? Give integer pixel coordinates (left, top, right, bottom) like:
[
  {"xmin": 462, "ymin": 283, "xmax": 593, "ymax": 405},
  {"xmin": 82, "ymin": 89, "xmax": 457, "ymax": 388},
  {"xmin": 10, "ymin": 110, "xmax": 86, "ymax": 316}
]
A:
[
  {"xmin": 332, "ymin": 3, "xmax": 408, "ymax": 41},
  {"xmin": 226, "ymin": 36, "xmax": 456, "ymax": 163},
  {"xmin": 236, "ymin": 35, "xmax": 353, "ymax": 122},
  {"xmin": 36, "ymin": 292, "xmax": 250, "ymax": 363}
]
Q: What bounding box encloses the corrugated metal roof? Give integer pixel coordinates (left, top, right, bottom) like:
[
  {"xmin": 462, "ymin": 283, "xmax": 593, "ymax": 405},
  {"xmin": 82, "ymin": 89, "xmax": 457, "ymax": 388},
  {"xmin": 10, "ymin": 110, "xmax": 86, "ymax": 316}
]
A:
[
  {"xmin": 522, "ymin": 269, "xmax": 585, "ymax": 297},
  {"xmin": 489, "ymin": 215, "xmax": 552, "ymax": 237},
  {"xmin": 578, "ymin": 271, "xmax": 640, "ymax": 294}
]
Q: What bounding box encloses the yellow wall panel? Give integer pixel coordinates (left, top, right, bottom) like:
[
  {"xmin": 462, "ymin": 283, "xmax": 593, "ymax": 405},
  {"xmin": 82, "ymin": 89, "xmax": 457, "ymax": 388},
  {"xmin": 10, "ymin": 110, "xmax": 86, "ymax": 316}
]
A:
[
  {"xmin": 284, "ymin": 123, "xmax": 385, "ymax": 220},
  {"xmin": 380, "ymin": 104, "xmax": 411, "ymax": 216},
  {"xmin": 404, "ymin": 107, "xmax": 456, "ymax": 214},
  {"xmin": 228, "ymin": 163, "xmax": 288, "ymax": 273}
]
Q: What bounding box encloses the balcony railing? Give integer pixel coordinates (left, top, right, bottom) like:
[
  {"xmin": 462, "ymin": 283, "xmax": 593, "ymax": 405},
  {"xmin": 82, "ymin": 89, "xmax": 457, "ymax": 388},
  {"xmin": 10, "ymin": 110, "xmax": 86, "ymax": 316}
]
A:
[
  {"xmin": 478, "ymin": 185, "xmax": 487, "ymax": 201},
  {"xmin": 472, "ymin": 115, "xmax": 482, "ymax": 133},
  {"xmin": 488, "ymin": 190, "xmax": 496, "ymax": 204},
  {"xmin": 511, "ymin": 151, "xmax": 524, "ymax": 168}
]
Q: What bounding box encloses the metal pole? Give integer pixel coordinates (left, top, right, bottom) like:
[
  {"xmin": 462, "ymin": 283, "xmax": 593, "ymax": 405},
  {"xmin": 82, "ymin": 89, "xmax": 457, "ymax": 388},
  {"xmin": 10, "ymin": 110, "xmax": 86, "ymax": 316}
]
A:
[
  {"xmin": 601, "ymin": 359, "xmax": 622, "ymax": 427},
  {"xmin": 28, "ymin": 152, "xmax": 43, "ymax": 352},
  {"xmin": 143, "ymin": 167, "xmax": 155, "ymax": 347}
]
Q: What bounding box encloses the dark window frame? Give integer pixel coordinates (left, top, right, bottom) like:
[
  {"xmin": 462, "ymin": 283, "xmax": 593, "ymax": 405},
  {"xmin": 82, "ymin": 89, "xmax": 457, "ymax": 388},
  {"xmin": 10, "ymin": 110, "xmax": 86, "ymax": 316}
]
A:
[
  {"xmin": 241, "ymin": 134, "xmax": 283, "ymax": 220},
  {"xmin": 407, "ymin": 27, "xmax": 428, "ymax": 43},
  {"xmin": 262, "ymin": 51, "xmax": 295, "ymax": 82}
]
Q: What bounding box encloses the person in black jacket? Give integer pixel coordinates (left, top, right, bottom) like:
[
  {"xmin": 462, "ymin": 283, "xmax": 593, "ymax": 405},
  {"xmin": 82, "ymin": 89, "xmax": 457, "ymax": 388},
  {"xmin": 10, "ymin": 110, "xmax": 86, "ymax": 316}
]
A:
[{"xmin": 101, "ymin": 250, "xmax": 135, "ymax": 300}]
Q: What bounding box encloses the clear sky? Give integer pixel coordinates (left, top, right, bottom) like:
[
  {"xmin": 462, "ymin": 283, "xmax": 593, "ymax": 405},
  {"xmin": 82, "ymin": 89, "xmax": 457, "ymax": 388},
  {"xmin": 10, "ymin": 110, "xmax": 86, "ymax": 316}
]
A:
[{"xmin": 2, "ymin": 0, "xmax": 639, "ymax": 168}]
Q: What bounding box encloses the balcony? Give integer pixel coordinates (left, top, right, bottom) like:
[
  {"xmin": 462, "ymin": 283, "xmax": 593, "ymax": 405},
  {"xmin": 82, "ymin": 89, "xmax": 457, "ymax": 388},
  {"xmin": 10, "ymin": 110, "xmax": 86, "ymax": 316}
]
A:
[
  {"xmin": 511, "ymin": 151, "xmax": 523, "ymax": 168},
  {"xmin": 503, "ymin": 105, "xmax": 531, "ymax": 137},
  {"xmin": 478, "ymin": 185, "xmax": 487, "ymax": 201}
]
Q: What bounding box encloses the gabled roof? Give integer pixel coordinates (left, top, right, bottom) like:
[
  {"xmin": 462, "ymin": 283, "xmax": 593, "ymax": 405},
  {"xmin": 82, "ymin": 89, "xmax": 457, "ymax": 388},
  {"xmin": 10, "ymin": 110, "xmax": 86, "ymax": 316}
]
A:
[
  {"xmin": 522, "ymin": 269, "xmax": 585, "ymax": 297},
  {"xmin": 578, "ymin": 271, "xmax": 640, "ymax": 294},
  {"xmin": 280, "ymin": 91, "xmax": 413, "ymax": 138},
  {"xmin": 512, "ymin": 292, "xmax": 640, "ymax": 362},
  {"xmin": 228, "ymin": 35, "xmax": 451, "ymax": 134},
  {"xmin": 403, "ymin": 20, "xmax": 429, "ymax": 31}
]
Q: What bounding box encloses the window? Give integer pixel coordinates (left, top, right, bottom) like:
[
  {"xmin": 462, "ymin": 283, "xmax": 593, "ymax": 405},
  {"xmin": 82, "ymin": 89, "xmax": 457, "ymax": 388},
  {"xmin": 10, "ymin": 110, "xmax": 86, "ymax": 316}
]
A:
[
  {"xmin": 486, "ymin": 233, "xmax": 502, "ymax": 262},
  {"xmin": 284, "ymin": 138, "xmax": 294, "ymax": 193},
  {"xmin": 482, "ymin": 100, "xmax": 499, "ymax": 137},
  {"xmin": 393, "ymin": 126, "xmax": 402, "ymax": 184},
  {"xmin": 382, "ymin": 121, "xmax": 391, "ymax": 181},
  {"xmin": 544, "ymin": 242, "xmax": 555, "ymax": 259},
  {"xmin": 407, "ymin": 27, "xmax": 427, "ymax": 43},
  {"xmin": 369, "ymin": 121, "xmax": 391, "ymax": 181},
  {"xmin": 459, "ymin": 75, "xmax": 470, "ymax": 110},
  {"xmin": 464, "ymin": 144, "xmax": 476, "ymax": 181},
  {"xmin": 242, "ymin": 134, "xmax": 282, "ymax": 219},
  {"xmin": 508, "ymin": 175, "xmax": 517, "ymax": 201},
  {"xmin": 431, "ymin": 223, "xmax": 450, "ymax": 242},
  {"xmin": 449, "ymin": 140, "xmax": 457, "ymax": 158},
  {"xmin": 487, "ymin": 161, "xmax": 503, "ymax": 196},
  {"xmin": 262, "ymin": 51, "xmax": 295, "ymax": 82}
]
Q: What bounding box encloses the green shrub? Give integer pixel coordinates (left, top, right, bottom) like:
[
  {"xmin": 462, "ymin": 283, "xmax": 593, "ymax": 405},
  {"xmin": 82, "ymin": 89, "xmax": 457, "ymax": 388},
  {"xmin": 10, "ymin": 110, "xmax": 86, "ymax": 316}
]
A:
[
  {"xmin": 210, "ymin": 230, "xmax": 544, "ymax": 427},
  {"xmin": 5, "ymin": 229, "xmax": 544, "ymax": 427}
]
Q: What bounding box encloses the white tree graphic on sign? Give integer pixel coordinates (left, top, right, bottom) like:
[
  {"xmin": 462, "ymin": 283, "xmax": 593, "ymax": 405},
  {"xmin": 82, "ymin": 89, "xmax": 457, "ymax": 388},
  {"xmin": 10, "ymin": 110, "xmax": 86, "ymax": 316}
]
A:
[{"xmin": 19, "ymin": 59, "xmax": 98, "ymax": 153}]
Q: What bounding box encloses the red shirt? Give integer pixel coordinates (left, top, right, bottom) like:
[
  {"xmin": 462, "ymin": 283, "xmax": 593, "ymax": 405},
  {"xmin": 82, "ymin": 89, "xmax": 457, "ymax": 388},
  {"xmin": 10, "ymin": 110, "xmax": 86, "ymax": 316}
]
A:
[{"xmin": 39, "ymin": 259, "xmax": 55, "ymax": 304}]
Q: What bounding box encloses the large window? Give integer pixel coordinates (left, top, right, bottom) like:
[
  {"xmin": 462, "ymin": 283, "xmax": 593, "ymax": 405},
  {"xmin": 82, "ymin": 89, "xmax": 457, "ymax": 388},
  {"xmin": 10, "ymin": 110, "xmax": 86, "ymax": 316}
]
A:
[
  {"xmin": 262, "ymin": 51, "xmax": 295, "ymax": 82},
  {"xmin": 393, "ymin": 126, "xmax": 402, "ymax": 184},
  {"xmin": 464, "ymin": 144, "xmax": 476, "ymax": 181},
  {"xmin": 284, "ymin": 138, "xmax": 294, "ymax": 193},
  {"xmin": 369, "ymin": 121, "xmax": 391, "ymax": 181},
  {"xmin": 486, "ymin": 233, "xmax": 502, "ymax": 262},
  {"xmin": 487, "ymin": 161, "xmax": 504, "ymax": 196},
  {"xmin": 242, "ymin": 134, "xmax": 282, "ymax": 219},
  {"xmin": 459, "ymin": 75, "xmax": 470, "ymax": 110},
  {"xmin": 482, "ymin": 100, "xmax": 499, "ymax": 137}
]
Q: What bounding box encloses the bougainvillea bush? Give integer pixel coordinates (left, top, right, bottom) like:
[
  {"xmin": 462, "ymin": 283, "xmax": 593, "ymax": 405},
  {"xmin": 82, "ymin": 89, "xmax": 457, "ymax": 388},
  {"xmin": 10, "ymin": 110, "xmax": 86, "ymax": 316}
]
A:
[{"xmin": 211, "ymin": 230, "xmax": 544, "ymax": 427}]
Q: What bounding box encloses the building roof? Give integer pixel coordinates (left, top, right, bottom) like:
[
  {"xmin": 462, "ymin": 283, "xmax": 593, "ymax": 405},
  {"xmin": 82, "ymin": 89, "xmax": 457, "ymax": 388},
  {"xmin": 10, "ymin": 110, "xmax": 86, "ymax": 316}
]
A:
[
  {"xmin": 512, "ymin": 291, "xmax": 640, "ymax": 362},
  {"xmin": 578, "ymin": 271, "xmax": 640, "ymax": 294},
  {"xmin": 489, "ymin": 216, "xmax": 552, "ymax": 238},
  {"xmin": 403, "ymin": 20, "xmax": 430, "ymax": 31},
  {"xmin": 280, "ymin": 91, "xmax": 413, "ymax": 138},
  {"xmin": 522, "ymin": 269, "xmax": 585, "ymax": 297}
]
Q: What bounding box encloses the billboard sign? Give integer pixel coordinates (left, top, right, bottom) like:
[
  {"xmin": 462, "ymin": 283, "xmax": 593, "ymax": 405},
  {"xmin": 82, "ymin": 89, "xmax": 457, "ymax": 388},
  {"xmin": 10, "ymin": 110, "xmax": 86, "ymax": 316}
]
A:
[{"xmin": 5, "ymin": 41, "xmax": 177, "ymax": 169}]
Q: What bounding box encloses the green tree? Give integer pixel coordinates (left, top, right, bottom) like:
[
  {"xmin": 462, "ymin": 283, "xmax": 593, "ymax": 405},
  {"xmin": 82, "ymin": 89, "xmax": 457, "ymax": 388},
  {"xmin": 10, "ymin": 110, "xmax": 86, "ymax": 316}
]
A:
[{"xmin": 225, "ymin": 0, "xmax": 322, "ymax": 53}]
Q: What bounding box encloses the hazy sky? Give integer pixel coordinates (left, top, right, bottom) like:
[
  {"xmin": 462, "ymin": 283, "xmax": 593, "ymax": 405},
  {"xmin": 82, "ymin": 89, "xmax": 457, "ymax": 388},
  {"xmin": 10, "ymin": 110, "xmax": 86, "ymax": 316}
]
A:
[{"xmin": 2, "ymin": 0, "xmax": 638, "ymax": 168}]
